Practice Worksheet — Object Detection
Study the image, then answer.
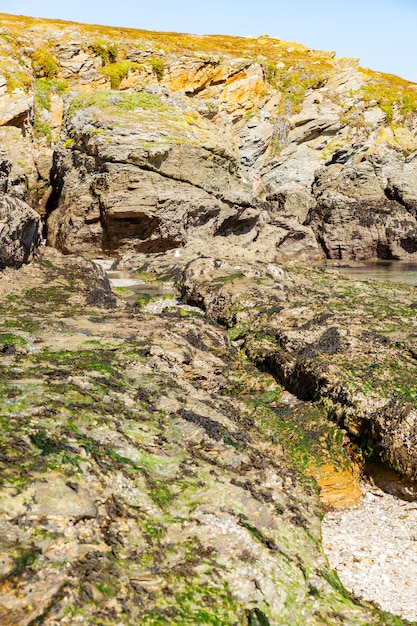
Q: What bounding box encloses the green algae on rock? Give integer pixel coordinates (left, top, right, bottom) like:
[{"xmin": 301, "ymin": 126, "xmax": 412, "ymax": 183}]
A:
[
  {"xmin": 0, "ymin": 248, "xmax": 408, "ymax": 625},
  {"xmin": 2, "ymin": 10, "xmax": 417, "ymax": 624}
]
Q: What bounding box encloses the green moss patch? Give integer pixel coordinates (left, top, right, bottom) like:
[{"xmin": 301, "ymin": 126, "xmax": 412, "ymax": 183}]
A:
[
  {"xmin": 0, "ymin": 333, "xmax": 27, "ymax": 349},
  {"xmin": 88, "ymin": 39, "xmax": 118, "ymax": 65},
  {"xmin": 133, "ymin": 293, "xmax": 157, "ymax": 309},
  {"xmin": 100, "ymin": 61, "xmax": 142, "ymax": 89},
  {"xmin": 31, "ymin": 48, "xmax": 59, "ymax": 79},
  {"xmin": 67, "ymin": 91, "xmax": 164, "ymax": 115},
  {"xmin": 35, "ymin": 78, "xmax": 67, "ymax": 111}
]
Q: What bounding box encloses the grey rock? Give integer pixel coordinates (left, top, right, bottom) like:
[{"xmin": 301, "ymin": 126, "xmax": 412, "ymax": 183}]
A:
[
  {"xmin": 238, "ymin": 112, "xmax": 275, "ymax": 169},
  {"xmin": 309, "ymin": 160, "xmax": 417, "ymax": 260},
  {"xmin": 0, "ymin": 127, "xmax": 44, "ymax": 205},
  {"xmin": 0, "ymin": 194, "xmax": 42, "ymax": 268}
]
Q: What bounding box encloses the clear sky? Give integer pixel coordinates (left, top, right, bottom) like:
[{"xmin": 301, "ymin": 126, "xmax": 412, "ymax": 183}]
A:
[{"xmin": 2, "ymin": 0, "xmax": 417, "ymax": 82}]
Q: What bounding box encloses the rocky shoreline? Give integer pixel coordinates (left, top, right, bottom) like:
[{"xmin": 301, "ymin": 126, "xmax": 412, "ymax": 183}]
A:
[
  {"xmin": 0, "ymin": 248, "xmax": 413, "ymax": 624},
  {"xmin": 2, "ymin": 11, "xmax": 417, "ymax": 625}
]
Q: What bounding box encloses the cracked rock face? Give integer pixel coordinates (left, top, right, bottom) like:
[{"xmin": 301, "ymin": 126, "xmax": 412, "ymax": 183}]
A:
[
  {"xmin": 0, "ymin": 248, "xmax": 393, "ymax": 626},
  {"xmin": 0, "ymin": 194, "xmax": 42, "ymax": 268},
  {"xmin": 0, "ymin": 15, "xmax": 417, "ymax": 262},
  {"xmin": 309, "ymin": 158, "xmax": 417, "ymax": 260},
  {"xmin": 46, "ymin": 90, "xmax": 252, "ymax": 255},
  {"xmin": 2, "ymin": 14, "xmax": 417, "ymax": 625},
  {"xmin": 121, "ymin": 247, "xmax": 417, "ymax": 485}
]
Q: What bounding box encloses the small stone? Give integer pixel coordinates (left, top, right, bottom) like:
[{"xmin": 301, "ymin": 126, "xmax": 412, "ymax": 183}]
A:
[{"xmin": 30, "ymin": 479, "xmax": 98, "ymax": 520}]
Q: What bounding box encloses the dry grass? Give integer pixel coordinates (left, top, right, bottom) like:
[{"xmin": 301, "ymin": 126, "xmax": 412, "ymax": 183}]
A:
[
  {"xmin": 0, "ymin": 12, "xmax": 335, "ymax": 65},
  {"xmin": 0, "ymin": 12, "xmax": 416, "ymax": 119}
]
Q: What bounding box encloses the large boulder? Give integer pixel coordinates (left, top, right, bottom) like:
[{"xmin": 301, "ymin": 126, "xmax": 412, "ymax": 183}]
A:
[
  {"xmin": 46, "ymin": 90, "xmax": 253, "ymax": 255},
  {"xmin": 309, "ymin": 158, "xmax": 417, "ymax": 260},
  {"xmin": 0, "ymin": 194, "xmax": 42, "ymax": 268},
  {"xmin": 46, "ymin": 89, "xmax": 324, "ymax": 263}
]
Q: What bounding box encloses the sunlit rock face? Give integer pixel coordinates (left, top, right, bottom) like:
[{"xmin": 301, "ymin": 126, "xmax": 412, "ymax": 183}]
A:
[
  {"xmin": 0, "ymin": 13, "xmax": 416, "ymax": 261},
  {"xmin": 2, "ymin": 13, "xmax": 417, "ymax": 625}
]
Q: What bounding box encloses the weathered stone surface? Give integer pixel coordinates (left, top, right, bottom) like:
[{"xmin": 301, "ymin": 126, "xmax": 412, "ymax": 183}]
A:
[
  {"xmin": 2, "ymin": 14, "xmax": 417, "ymax": 624},
  {"xmin": 0, "ymin": 14, "xmax": 415, "ymax": 262},
  {"xmin": 45, "ymin": 90, "xmax": 266, "ymax": 257},
  {"xmin": 0, "ymin": 249, "xmax": 392, "ymax": 625},
  {"xmin": 114, "ymin": 247, "xmax": 417, "ymax": 490},
  {"xmin": 0, "ymin": 95, "xmax": 30, "ymax": 127},
  {"xmin": 31, "ymin": 478, "xmax": 98, "ymax": 520},
  {"xmin": 0, "ymin": 128, "xmax": 42, "ymax": 205},
  {"xmin": 0, "ymin": 194, "xmax": 42, "ymax": 268},
  {"xmin": 309, "ymin": 160, "xmax": 417, "ymax": 260},
  {"xmin": 0, "ymin": 476, "xmax": 97, "ymax": 521},
  {"xmin": 169, "ymin": 253, "xmax": 417, "ymax": 481}
]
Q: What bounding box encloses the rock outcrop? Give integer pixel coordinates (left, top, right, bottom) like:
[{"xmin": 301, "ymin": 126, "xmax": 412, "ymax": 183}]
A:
[
  {"xmin": 0, "ymin": 193, "xmax": 42, "ymax": 268},
  {"xmin": 309, "ymin": 153, "xmax": 417, "ymax": 260},
  {"xmin": 112, "ymin": 247, "xmax": 417, "ymax": 485},
  {"xmin": 0, "ymin": 248, "xmax": 393, "ymax": 626},
  {"xmin": 0, "ymin": 14, "xmax": 417, "ymax": 261},
  {"xmin": 3, "ymin": 13, "xmax": 417, "ymax": 625}
]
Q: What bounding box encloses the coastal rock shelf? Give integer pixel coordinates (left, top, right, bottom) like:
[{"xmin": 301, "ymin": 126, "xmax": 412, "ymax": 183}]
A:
[{"xmin": 0, "ymin": 248, "xmax": 408, "ymax": 625}]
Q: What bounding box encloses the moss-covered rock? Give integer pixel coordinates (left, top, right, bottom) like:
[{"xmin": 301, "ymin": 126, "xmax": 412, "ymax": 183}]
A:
[{"xmin": 0, "ymin": 248, "xmax": 406, "ymax": 625}]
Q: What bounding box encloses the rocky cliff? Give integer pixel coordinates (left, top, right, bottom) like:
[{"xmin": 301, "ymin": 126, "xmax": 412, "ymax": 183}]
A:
[
  {"xmin": 1, "ymin": 13, "xmax": 417, "ymax": 261},
  {"xmin": 2, "ymin": 12, "xmax": 417, "ymax": 626}
]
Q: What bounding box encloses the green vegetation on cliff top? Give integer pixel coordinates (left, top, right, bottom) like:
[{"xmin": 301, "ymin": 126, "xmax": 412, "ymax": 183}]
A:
[{"xmin": 0, "ymin": 12, "xmax": 416, "ymax": 119}]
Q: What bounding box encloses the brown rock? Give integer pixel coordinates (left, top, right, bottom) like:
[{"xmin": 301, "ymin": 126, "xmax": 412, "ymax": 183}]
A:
[
  {"xmin": 30, "ymin": 479, "xmax": 98, "ymax": 520},
  {"xmin": 0, "ymin": 95, "xmax": 31, "ymax": 127}
]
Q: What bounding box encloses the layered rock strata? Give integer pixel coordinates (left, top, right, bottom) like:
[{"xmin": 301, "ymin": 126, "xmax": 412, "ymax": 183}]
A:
[{"xmin": 0, "ymin": 14, "xmax": 416, "ymax": 260}]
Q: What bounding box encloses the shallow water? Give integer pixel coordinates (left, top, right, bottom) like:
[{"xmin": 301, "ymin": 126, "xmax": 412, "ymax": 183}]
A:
[
  {"xmin": 106, "ymin": 269, "xmax": 179, "ymax": 304},
  {"xmin": 325, "ymin": 260, "xmax": 417, "ymax": 285}
]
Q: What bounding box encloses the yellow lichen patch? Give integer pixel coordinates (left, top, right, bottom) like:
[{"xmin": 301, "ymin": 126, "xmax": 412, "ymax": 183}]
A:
[
  {"xmin": 392, "ymin": 127, "xmax": 417, "ymax": 155},
  {"xmin": 368, "ymin": 126, "xmax": 417, "ymax": 157},
  {"xmin": 217, "ymin": 68, "xmax": 268, "ymax": 111},
  {"xmin": 167, "ymin": 60, "xmax": 226, "ymax": 94},
  {"xmin": 375, "ymin": 127, "xmax": 394, "ymax": 144},
  {"xmin": 312, "ymin": 462, "xmax": 362, "ymax": 509}
]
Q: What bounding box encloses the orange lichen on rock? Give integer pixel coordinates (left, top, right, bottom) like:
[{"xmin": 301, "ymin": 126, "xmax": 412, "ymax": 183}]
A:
[{"xmin": 313, "ymin": 463, "xmax": 362, "ymax": 509}]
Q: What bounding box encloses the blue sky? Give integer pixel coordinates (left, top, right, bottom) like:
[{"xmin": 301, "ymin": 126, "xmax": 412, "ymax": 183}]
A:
[{"xmin": 2, "ymin": 0, "xmax": 417, "ymax": 81}]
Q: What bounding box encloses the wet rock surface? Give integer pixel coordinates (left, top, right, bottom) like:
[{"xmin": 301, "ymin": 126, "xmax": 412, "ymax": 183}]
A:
[
  {"xmin": 0, "ymin": 248, "xmax": 406, "ymax": 625},
  {"xmin": 121, "ymin": 247, "xmax": 417, "ymax": 484}
]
